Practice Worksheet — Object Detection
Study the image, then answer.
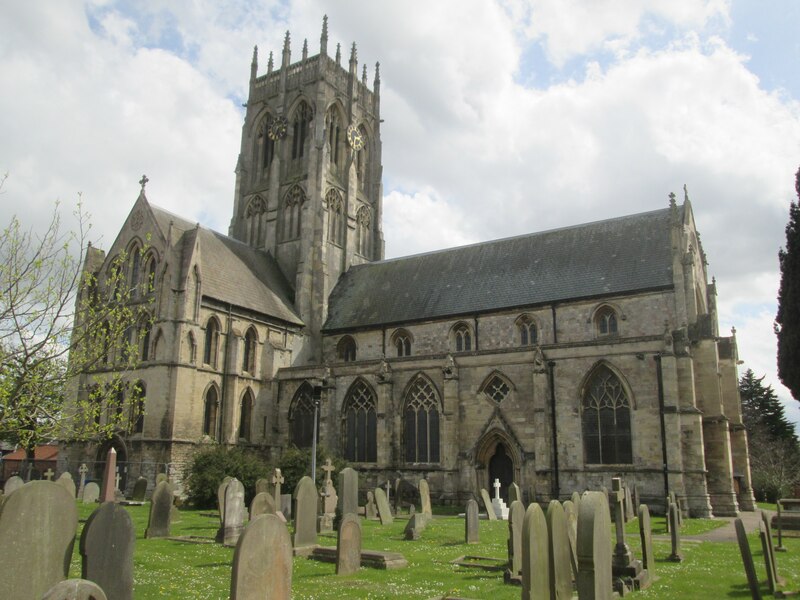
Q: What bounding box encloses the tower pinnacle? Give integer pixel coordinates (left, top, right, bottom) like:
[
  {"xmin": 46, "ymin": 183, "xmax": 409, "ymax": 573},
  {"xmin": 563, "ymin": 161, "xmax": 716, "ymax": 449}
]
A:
[{"xmin": 320, "ymin": 15, "xmax": 329, "ymax": 56}]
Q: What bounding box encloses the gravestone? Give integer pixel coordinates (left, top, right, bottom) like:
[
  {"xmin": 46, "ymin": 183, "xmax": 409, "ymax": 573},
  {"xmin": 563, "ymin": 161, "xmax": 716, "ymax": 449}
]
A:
[
  {"xmin": 667, "ymin": 502, "xmax": 683, "ymax": 562},
  {"xmin": 336, "ymin": 514, "xmax": 362, "ymax": 575},
  {"xmin": 508, "ymin": 482, "xmax": 521, "ymax": 505},
  {"xmin": 624, "ymin": 485, "xmax": 634, "ymax": 523},
  {"xmin": 576, "ymin": 491, "xmax": 612, "ymax": 600},
  {"xmin": 638, "ymin": 504, "xmax": 654, "ymax": 573},
  {"xmin": 404, "ymin": 513, "xmax": 427, "ymax": 540},
  {"xmin": 280, "ymin": 493, "xmax": 292, "ymax": 521},
  {"xmin": 155, "ymin": 473, "xmax": 168, "ymax": 486},
  {"xmin": 419, "ymin": 478, "xmax": 433, "ymax": 518},
  {"xmin": 41, "ymin": 579, "xmax": 108, "ymax": 600},
  {"xmin": 272, "ymin": 468, "xmax": 285, "ymax": 503},
  {"xmin": 83, "ymin": 481, "xmax": 100, "ymax": 503},
  {"xmin": 80, "ymin": 501, "xmax": 135, "ymax": 600},
  {"xmin": 323, "ymin": 478, "xmax": 338, "ymax": 516},
  {"xmin": 56, "ymin": 472, "xmax": 76, "ymax": 498},
  {"xmin": 759, "ymin": 511, "xmax": 779, "ymax": 594},
  {"xmin": 465, "ymin": 498, "xmax": 479, "ymax": 543},
  {"xmin": 547, "ymin": 500, "xmax": 572, "ymax": 599},
  {"xmin": 293, "ymin": 476, "xmax": 318, "ymax": 551},
  {"xmin": 365, "ymin": 490, "xmax": 378, "ymax": 520},
  {"xmin": 224, "ymin": 478, "xmax": 246, "ymax": 547},
  {"xmin": 44, "ymin": 467, "xmax": 55, "ymax": 481},
  {"xmin": 610, "ymin": 477, "xmax": 642, "ymax": 583},
  {"xmin": 507, "ymin": 500, "xmax": 525, "ymax": 580},
  {"xmin": 491, "ymin": 478, "xmax": 509, "ymax": 520},
  {"xmin": 480, "ymin": 488, "xmax": 497, "ymax": 521},
  {"xmin": 337, "ymin": 467, "xmax": 359, "ymax": 520},
  {"xmin": 375, "ymin": 486, "xmax": 393, "ymax": 525},
  {"xmin": 255, "ymin": 477, "xmax": 270, "ymax": 497},
  {"xmin": 218, "ymin": 476, "xmax": 233, "ymax": 524},
  {"xmin": 145, "ymin": 480, "xmax": 172, "ymax": 538},
  {"xmin": 250, "ymin": 491, "xmax": 276, "ymax": 521},
  {"xmin": 230, "ymin": 514, "xmax": 292, "ymax": 600},
  {"xmin": 3, "ymin": 474, "xmax": 23, "ymax": 495},
  {"xmin": 99, "ymin": 447, "xmax": 117, "ymax": 503},
  {"xmin": 563, "ymin": 500, "xmax": 578, "ymax": 580},
  {"xmin": 78, "ymin": 463, "xmax": 89, "ymax": 498},
  {"xmin": 521, "ymin": 502, "xmax": 549, "ymax": 600},
  {"xmin": 0, "ymin": 481, "xmax": 78, "ymax": 600},
  {"xmin": 734, "ymin": 518, "xmax": 762, "ymax": 600},
  {"xmin": 631, "ymin": 485, "xmax": 640, "ymax": 515},
  {"xmin": 131, "ymin": 476, "xmax": 148, "ymax": 501}
]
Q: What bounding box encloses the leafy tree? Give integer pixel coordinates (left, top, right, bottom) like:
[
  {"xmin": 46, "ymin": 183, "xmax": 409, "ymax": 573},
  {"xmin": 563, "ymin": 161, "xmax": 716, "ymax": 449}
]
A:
[
  {"xmin": 747, "ymin": 423, "xmax": 800, "ymax": 502},
  {"xmin": 776, "ymin": 165, "xmax": 800, "ymax": 401},
  {"xmin": 739, "ymin": 369, "xmax": 798, "ymax": 446}
]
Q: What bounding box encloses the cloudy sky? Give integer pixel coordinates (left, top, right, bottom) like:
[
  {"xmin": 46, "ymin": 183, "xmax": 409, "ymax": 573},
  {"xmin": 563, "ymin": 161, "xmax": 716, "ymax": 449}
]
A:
[{"xmin": 2, "ymin": 1, "xmax": 799, "ymax": 428}]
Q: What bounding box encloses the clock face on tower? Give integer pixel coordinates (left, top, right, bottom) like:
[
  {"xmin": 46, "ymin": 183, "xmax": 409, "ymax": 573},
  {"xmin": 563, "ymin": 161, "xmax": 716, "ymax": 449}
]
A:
[
  {"xmin": 346, "ymin": 124, "xmax": 364, "ymax": 150},
  {"xmin": 267, "ymin": 116, "xmax": 288, "ymax": 141}
]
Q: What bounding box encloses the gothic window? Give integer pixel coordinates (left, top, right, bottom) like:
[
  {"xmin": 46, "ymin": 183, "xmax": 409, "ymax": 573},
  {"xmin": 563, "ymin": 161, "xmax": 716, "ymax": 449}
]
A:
[
  {"xmin": 130, "ymin": 381, "xmax": 145, "ymax": 434},
  {"xmin": 289, "ymin": 382, "xmax": 316, "ymax": 449},
  {"xmin": 342, "ymin": 379, "xmax": 377, "ymax": 462},
  {"xmin": 120, "ymin": 325, "xmax": 135, "ymax": 362},
  {"xmin": 356, "ymin": 125, "xmax": 369, "ymax": 190},
  {"xmin": 246, "ymin": 196, "xmax": 267, "ymax": 246},
  {"xmin": 281, "ymin": 186, "xmax": 305, "ymax": 241},
  {"xmin": 100, "ymin": 321, "xmax": 111, "ymax": 365},
  {"xmin": 143, "ymin": 252, "xmax": 158, "ymax": 295},
  {"xmin": 203, "ymin": 385, "xmax": 219, "ymax": 439},
  {"xmin": 582, "ymin": 365, "xmax": 633, "ymax": 465},
  {"xmin": 452, "ymin": 322, "xmax": 472, "ymax": 352},
  {"xmin": 291, "ymin": 101, "xmax": 312, "ymax": 160},
  {"xmin": 186, "ymin": 332, "xmax": 197, "ymax": 364},
  {"xmin": 239, "ymin": 389, "xmax": 254, "ymax": 442},
  {"xmin": 356, "ymin": 205, "xmax": 371, "ymax": 257},
  {"xmin": 88, "ymin": 384, "xmax": 101, "ymax": 426},
  {"xmin": 204, "ymin": 317, "xmax": 221, "ymax": 369},
  {"xmin": 327, "ymin": 108, "xmax": 343, "ymax": 168},
  {"xmin": 327, "ymin": 189, "xmax": 345, "ymax": 246},
  {"xmin": 482, "ymin": 374, "xmax": 511, "ymax": 404},
  {"xmin": 242, "ymin": 326, "xmax": 257, "ymax": 374},
  {"xmin": 392, "ymin": 329, "xmax": 412, "ymax": 357},
  {"xmin": 595, "ymin": 306, "xmax": 618, "ymax": 337},
  {"xmin": 337, "ymin": 335, "xmax": 357, "ymax": 362},
  {"xmin": 127, "ymin": 242, "xmax": 141, "ymax": 296},
  {"xmin": 403, "ymin": 375, "xmax": 440, "ymax": 463},
  {"xmin": 138, "ymin": 318, "xmax": 152, "ymax": 361},
  {"xmin": 152, "ymin": 328, "xmax": 163, "ymax": 361},
  {"xmin": 517, "ymin": 315, "xmax": 538, "ymax": 346},
  {"xmin": 261, "ymin": 119, "xmax": 275, "ymax": 170}
]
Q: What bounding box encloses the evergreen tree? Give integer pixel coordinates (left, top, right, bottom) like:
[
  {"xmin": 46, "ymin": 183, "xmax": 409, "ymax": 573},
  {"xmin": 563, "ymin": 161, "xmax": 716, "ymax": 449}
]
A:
[
  {"xmin": 739, "ymin": 369, "xmax": 798, "ymax": 446},
  {"xmin": 776, "ymin": 165, "xmax": 800, "ymax": 401}
]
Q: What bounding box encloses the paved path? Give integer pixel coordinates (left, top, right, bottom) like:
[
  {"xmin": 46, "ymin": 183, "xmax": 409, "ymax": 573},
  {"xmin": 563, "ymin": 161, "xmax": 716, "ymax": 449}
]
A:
[{"xmin": 683, "ymin": 509, "xmax": 768, "ymax": 543}]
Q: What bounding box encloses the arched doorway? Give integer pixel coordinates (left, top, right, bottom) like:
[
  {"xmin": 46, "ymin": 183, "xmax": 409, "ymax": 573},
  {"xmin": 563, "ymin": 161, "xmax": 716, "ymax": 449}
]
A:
[
  {"xmin": 95, "ymin": 435, "xmax": 129, "ymax": 492},
  {"xmin": 488, "ymin": 444, "xmax": 514, "ymax": 503},
  {"xmin": 474, "ymin": 428, "xmax": 521, "ymax": 504}
]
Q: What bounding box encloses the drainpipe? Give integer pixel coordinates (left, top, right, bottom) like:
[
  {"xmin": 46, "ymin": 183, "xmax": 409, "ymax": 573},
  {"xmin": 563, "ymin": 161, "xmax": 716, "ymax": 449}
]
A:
[
  {"xmin": 654, "ymin": 353, "xmax": 670, "ymax": 497},
  {"xmin": 551, "ymin": 305, "xmax": 558, "ymax": 344},
  {"xmin": 547, "ymin": 360, "xmax": 559, "ymax": 500}
]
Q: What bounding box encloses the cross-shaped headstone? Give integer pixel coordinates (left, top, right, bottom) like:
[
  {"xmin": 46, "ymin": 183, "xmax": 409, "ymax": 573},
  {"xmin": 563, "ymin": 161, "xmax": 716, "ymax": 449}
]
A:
[
  {"xmin": 114, "ymin": 467, "xmax": 121, "ymax": 492},
  {"xmin": 493, "ymin": 478, "xmax": 501, "ymax": 500},
  {"xmin": 139, "ymin": 174, "xmax": 149, "ymax": 191},
  {"xmin": 44, "ymin": 468, "xmax": 54, "ymax": 481},
  {"xmin": 611, "ymin": 477, "xmax": 634, "ymax": 567},
  {"xmin": 272, "ymin": 468, "xmax": 284, "ymax": 500},
  {"xmin": 322, "ymin": 459, "xmax": 335, "ymax": 484}
]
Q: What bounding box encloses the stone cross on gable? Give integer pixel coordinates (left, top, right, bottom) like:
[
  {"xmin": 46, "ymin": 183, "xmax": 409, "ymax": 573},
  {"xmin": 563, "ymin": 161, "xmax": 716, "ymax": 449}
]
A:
[
  {"xmin": 272, "ymin": 468, "xmax": 284, "ymax": 499},
  {"xmin": 44, "ymin": 468, "xmax": 54, "ymax": 481},
  {"xmin": 493, "ymin": 478, "xmax": 501, "ymax": 500},
  {"xmin": 139, "ymin": 174, "xmax": 149, "ymax": 192},
  {"xmin": 322, "ymin": 459, "xmax": 335, "ymax": 484}
]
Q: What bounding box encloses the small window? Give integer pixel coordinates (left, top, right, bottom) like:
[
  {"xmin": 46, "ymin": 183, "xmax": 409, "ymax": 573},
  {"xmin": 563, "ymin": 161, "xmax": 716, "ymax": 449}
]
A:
[
  {"xmin": 204, "ymin": 318, "xmax": 220, "ymax": 368},
  {"xmin": 289, "ymin": 382, "xmax": 316, "ymax": 448},
  {"xmin": 281, "ymin": 186, "xmax": 305, "ymax": 241},
  {"xmin": 139, "ymin": 319, "xmax": 152, "ymax": 361},
  {"xmin": 239, "ymin": 390, "xmax": 254, "ymax": 442},
  {"xmin": 143, "ymin": 253, "xmax": 158, "ymax": 295},
  {"xmin": 595, "ymin": 306, "xmax": 618, "ymax": 337},
  {"xmin": 482, "ymin": 374, "xmax": 511, "ymax": 404},
  {"xmin": 242, "ymin": 327, "xmax": 257, "ymax": 374},
  {"xmin": 393, "ymin": 330, "xmax": 412, "ymax": 357},
  {"xmin": 203, "ymin": 386, "xmax": 219, "ymax": 438},
  {"xmin": 517, "ymin": 315, "xmax": 538, "ymax": 346},
  {"xmin": 337, "ymin": 336, "xmax": 357, "ymax": 362},
  {"xmin": 130, "ymin": 381, "xmax": 145, "ymax": 434},
  {"xmin": 453, "ymin": 323, "xmax": 472, "ymax": 352}
]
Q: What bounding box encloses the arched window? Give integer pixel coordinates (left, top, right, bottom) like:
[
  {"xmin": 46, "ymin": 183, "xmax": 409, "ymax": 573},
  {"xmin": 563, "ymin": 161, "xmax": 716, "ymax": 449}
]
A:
[
  {"xmin": 138, "ymin": 319, "xmax": 152, "ymax": 361},
  {"xmin": 203, "ymin": 385, "xmax": 219, "ymax": 439},
  {"xmin": 261, "ymin": 118, "xmax": 275, "ymax": 170},
  {"xmin": 326, "ymin": 189, "xmax": 345, "ymax": 246},
  {"xmin": 242, "ymin": 327, "xmax": 257, "ymax": 374},
  {"xmin": 128, "ymin": 242, "xmax": 141, "ymax": 296},
  {"xmin": 452, "ymin": 322, "xmax": 472, "ymax": 352},
  {"xmin": 481, "ymin": 373, "xmax": 511, "ymax": 404},
  {"xmin": 100, "ymin": 321, "xmax": 111, "ymax": 365},
  {"xmin": 356, "ymin": 205, "xmax": 371, "ymax": 257},
  {"xmin": 355, "ymin": 125, "xmax": 369, "ymax": 190},
  {"xmin": 342, "ymin": 379, "xmax": 377, "ymax": 462},
  {"xmin": 291, "ymin": 101, "xmax": 312, "ymax": 160},
  {"xmin": 327, "ymin": 107, "xmax": 343, "ymax": 168},
  {"xmin": 595, "ymin": 306, "xmax": 618, "ymax": 337},
  {"xmin": 392, "ymin": 329, "xmax": 412, "ymax": 357},
  {"xmin": 120, "ymin": 325, "xmax": 135, "ymax": 363},
  {"xmin": 403, "ymin": 376, "xmax": 440, "ymax": 463},
  {"xmin": 239, "ymin": 389, "xmax": 254, "ymax": 442},
  {"xmin": 337, "ymin": 336, "xmax": 357, "ymax": 362},
  {"xmin": 289, "ymin": 382, "xmax": 316, "ymax": 448},
  {"xmin": 246, "ymin": 196, "xmax": 267, "ymax": 246},
  {"xmin": 517, "ymin": 315, "xmax": 538, "ymax": 346},
  {"xmin": 143, "ymin": 252, "xmax": 158, "ymax": 295},
  {"xmin": 582, "ymin": 365, "xmax": 632, "ymax": 464},
  {"xmin": 204, "ymin": 317, "xmax": 220, "ymax": 369},
  {"xmin": 281, "ymin": 186, "xmax": 305, "ymax": 241},
  {"xmin": 186, "ymin": 332, "xmax": 197, "ymax": 364},
  {"xmin": 152, "ymin": 329, "xmax": 163, "ymax": 361},
  {"xmin": 130, "ymin": 381, "xmax": 145, "ymax": 434}
]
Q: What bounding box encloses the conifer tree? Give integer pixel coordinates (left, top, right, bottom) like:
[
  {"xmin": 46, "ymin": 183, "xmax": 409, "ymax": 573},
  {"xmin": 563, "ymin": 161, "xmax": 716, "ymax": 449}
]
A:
[
  {"xmin": 739, "ymin": 369, "xmax": 797, "ymax": 446},
  {"xmin": 776, "ymin": 166, "xmax": 800, "ymax": 401}
]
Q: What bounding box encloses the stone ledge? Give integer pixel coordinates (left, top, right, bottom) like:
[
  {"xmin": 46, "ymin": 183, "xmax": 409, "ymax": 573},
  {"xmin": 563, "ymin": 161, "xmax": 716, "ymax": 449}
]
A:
[{"xmin": 308, "ymin": 546, "xmax": 408, "ymax": 569}]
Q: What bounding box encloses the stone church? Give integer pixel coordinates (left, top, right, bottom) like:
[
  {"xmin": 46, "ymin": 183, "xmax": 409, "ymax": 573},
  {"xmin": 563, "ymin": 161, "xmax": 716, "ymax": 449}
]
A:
[{"xmin": 62, "ymin": 18, "xmax": 755, "ymax": 516}]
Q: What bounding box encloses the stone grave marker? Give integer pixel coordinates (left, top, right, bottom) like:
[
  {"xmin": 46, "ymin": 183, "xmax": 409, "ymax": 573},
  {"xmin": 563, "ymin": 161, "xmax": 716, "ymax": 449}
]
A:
[
  {"xmin": 508, "ymin": 482, "xmax": 521, "ymax": 505},
  {"xmin": 404, "ymin": 513, "xmax": 427, "ymax": 540},
  {"xmin": 156, "ymin": 473, "xmax": 168, "ymax": 486},
  {"xmin": 131, "ymin": 476, "xmax": 148, "ymax": 501},
  {"xmin": 224, "ymin": 478, "xmax": 246, "ymax": 547},
  {"xmin": 611, "ymin": 477, "xmax": 646, "ymax": 590},
  {"xmin": 465, "ymin": 498, "xmax": 479, "ymax": 543},
  {"xmin": 480, "ymin": 488, "xmax": 497, "ymax": 521},
  {"xmin": 667, "ymin": 501, "xmax": 682, "ymax": 562},
  {"xmin": 218, "ymin": 476, "xmax": 233, "ymax": 523},
  {"xmin": 80, "ymin": 501, "xmax": 135, "ymax": 600},
  {"xmin": 734, "ymin": 517, "xmax": 762, "ymax": 600},
  {"xmin": 99, "ymin": 447, "xmax": 117, "ymax": 503},
  {"xmin": 250, "ymin": 491, "xmax": 276, "ymax": 521},
  {"xmin": 280, "ymin": 493, "xmax": 292, "ymax": 521},
  {"xmin": 632, "ymin": 485, "xmax": 640, "ymax": 515},
  {"xmin": 547, "ymin": 500, "xmax": 572, "ymax": 599},
  {"xmin": 507, "ymin": 500, "xmax": 525, "ymax": 580},
  {"xmin": 336, "ymin": 513, "xmax": 362, "ymax": 575},
  {"xmin": 41, "ymin": 579, "xmax": 108, "ymax": 600},
  {"xmin": 759, "ymin": 510, "xmax": 780, "ymax": 594},
  {"xmin": 78, "ymin": 463, "xmax": 88, "ymax": 498},
  {"xmin": 0, "ymin": 481, "xmax": 78, "ymax": 600},
  {"xmin": 255, "ymin": 477, "xmax": 270, "ymax": 497},
  {"xmin": 521, "ymin": 501, "xmax": 549, "ymax": 600},
  {"xmin": 3, "ymin": 474, "xmax": 23, "ymax": 495},
  {"xmin": 272, "ymin": 468, "xmax": 285, "ymax": 503},
  {"xmin": 56, "ymin": 472, "xmax": 76, "ymax": 498},
  {"xmin": 419, "ymin": 478, "xmax": 432, "ymax": 518},
  {"xmin": 624, "ymin": 485, "xmax": 634, "ymax": 523},
  {"xmin": 492, "ymin": 478, "xmax": 509, "ymax": 520},
  {"xmin": 365, "ymin": 490, "xmax": 378, "ymax": 520},
  {"xmin": 83, "ymin": 481, "xmax": 100, "ymax": 503},
  {"xmin": 145, "ymin": 480, "xmax": 172, "ymax": 538},
  {"xmin": 230, "ymin": 514, "xmax": 292, "ymax": 600},
  {"xmin": 375, "ymin": 486, "xmax": 393, "ymax": 525},
  {"xmin": 44, "ymin": 467, "xmax": 55, "ymax": 481},
  {"xmin": 638, "ymin": 504, "xmax": 654, "ymax": 573},
  {"xmin": 293, "ymin": 476, "xmax": 319, "ymax": 551},
  {"xmin": 337, "ymin": 467, "xmax": 359, "ymax": 520},
  {"xmin": 563, "ymin": 499, "xmax": 578, "ymax": 580},
  {"xmin": 323, "ymin": 477, "xmax": 338, "ymax": 516},
  {"xmin": 576, "ymin": 491, "xmax": 612, "ymax": 600}
]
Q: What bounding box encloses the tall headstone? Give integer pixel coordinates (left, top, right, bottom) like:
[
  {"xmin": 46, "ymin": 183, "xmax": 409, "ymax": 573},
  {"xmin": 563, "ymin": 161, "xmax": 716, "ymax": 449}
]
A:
[
  {"xmin": 492, "ymin": 478, "xmax": 509, "ymax": 520},
  {"xmin": 611, "ymin": 478, "xmax": 634, "ymax": 567},
  {"xmin": 507, "ymin": 500, "xmax": 525, "ymax": 579},
  {"xmin": 547, "ymin": 500, "xmax": 572, "ymax": 600},
  {"xmin": 638, "ymin": 504, "xmax": 654, "ymax": 573},
  {"xmin": 337, "ymin": 467, "xmax": 359, "ymax": 520},
  {"xmin": 99, "ymin": 447, "xmax": 117, "ymax": 503},
  {"xmin": 155, "ymin": 473, "xmax": 168, "ymax": 486},
  {"xmin": 78, "ymin": 463, "xmax": 89, "ymax": 498},
  {"xmin": 41, "ymin": 579, "xmax": 108, "ymax": 600},
  {"xmin": 145, "ymin": 480, "xmax": 172, "ymax": 538},
  {"xmin": 272, "ymin": 468, "xmax": 285, "ymax": 503},
  {"xmin": 336, "ymin": 514, "xmax": 362, "ymax": 575},
  {"xmin": 465, "ymin": 498, "xmax": 479, "ymax": 544},
  {"xmin": 83, "ymin": 481, "xmax": 100, "ymax": 503},
  {"xmin": 734, "ymin": 518, "xmax": 762, "ymax": 600},
  {"xmin": 576, "ymin": 491, "xmax": 612, "ymax": 600},
  {"xmin": 667, "ymin": 502, "xmax": 683, "ymax": 562},
  {"xmin": 759, "ymin": 511, "xmax": 779, "ymax": 594},
  {"xmin": 624, "ymin": 485, "xmax": 634, "ymax": 523},
  {"xmin": 80, "ymin": 502, "xmax": 135, "ymax": 600},
  {"xmin": 293, "ymin": 476, "xmax": 318, "ymax": 550},
  {"xmin": 218, "ymin": 476, "xmax": 233, "ymax": 524},
  {"xmin": 480, "ymin": 488, "xmax": 497, "ymax": 521},
  {"xmin": 0, "ymin": 481, "xmax": 78, "ymax": 600},
  {"xmin": 230, "ymin": 514, "xmax": 292, "ymax": 600},
  {"xmin": 375, "ymin": 486, "xmax": 393, "ymax": 525},
  {"xmin": 563, "ymin": 500, "xmax": 579, "ymax": 580},
  {"xmin": 255, "ymin": 477, "xmax": 270, "ymax": 497},
  {"xmin": 4, "ymin": 474, "xmax": 23, "ymax": 495},
  {"xmin": 419, "ymin": 478, "xmax": 432, "ymax": 518},
  {"xmin": 56, "ymin": 472, "xmax": 76, "ymax": 498},
  {"xmin": 323, "ymin": 478, "xmax": 338, "ymax": 516},
  {"xmin": 131, "ymin": 476, "xmax": 148, "ymax": 501},
  {"xmin": 508, "ymin": 482, "xmax": 521, "ymax": 505},
  {"xmin": 365, "ymin": 490, "xmax": 378, "ymax": 520},
  {"xmin": 521, "ymin": 502, "xmax": 550, "ymax": 600},
  {"xmin": 250, "ymin": 491, "xmax": 277, "ymax": 521},
  {"xmin": 404, "ymin": 513, "xmax": 427, "ymax": 540},
  {"xmin": 631, "ymin": 485, "xmax": 640, "ymax": 515},
  {"xmin": 224, "ymin": 478, "xmax": 246, "ymax": 548}
]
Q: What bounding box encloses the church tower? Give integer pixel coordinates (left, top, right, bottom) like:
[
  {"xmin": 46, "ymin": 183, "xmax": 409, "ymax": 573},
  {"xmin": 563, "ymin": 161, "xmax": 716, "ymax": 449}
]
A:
[{"xmin": 229, "ymin": 16, "xmax": 384, "ymax": 364}]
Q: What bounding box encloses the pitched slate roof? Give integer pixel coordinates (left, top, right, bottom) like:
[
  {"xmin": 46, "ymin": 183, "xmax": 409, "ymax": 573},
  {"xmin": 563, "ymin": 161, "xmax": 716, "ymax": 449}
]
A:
[{"xmin": 324, "ymin": 207, "xmax": 678, "ymax": 332}]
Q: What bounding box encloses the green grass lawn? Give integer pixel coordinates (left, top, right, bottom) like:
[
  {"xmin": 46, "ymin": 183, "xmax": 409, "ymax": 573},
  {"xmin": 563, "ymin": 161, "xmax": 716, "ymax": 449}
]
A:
[{"xmin": 69, "ymin": 503, "xmax": 800, "ymax": 599}]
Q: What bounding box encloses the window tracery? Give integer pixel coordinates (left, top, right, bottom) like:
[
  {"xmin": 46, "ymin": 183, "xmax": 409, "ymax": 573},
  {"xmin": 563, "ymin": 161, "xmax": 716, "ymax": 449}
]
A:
[
  {"xmin": 582, "ymin": 365, "xmax": 632, "ymax": 464},
  {"xmin": 289, "ymin": 382, "xmax": 315, "ymax": 449},
  {"xmin": 342, "ymin": 379, "xmax": 377, "ymax": 462},
  {"xmin": 403, "ymin": 376, "xmax": 440, "ymax": 463}
]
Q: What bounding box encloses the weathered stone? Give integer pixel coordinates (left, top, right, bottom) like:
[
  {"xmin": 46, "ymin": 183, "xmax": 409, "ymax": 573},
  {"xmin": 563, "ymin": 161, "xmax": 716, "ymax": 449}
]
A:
[
  {"xmin": 323, "ymin": 478, "xmax": 338, "ymax": 515},
  {"xmin": 145, "ymin": 480, "xmax": 172, "ymax": 538},
  {"xmin": 41, "ymin": 578, "xmax": 108, "ymax": 600},
  {"xmin": 250, "ymin": 491, "xmax": 276, "ymax": 520},
  {"xmin": 521, "ymin": 502, "xmax": 549, "ymax": 600},
  {"xmin": 611, "ymin": 478, "xmax": 635, "ymax": 569},
  {"xmin": 272, "ymin": 468, "xmax": 285, "ymax": 503},
  {"xmin": 508, "ymin": 482, "xmax": 521, "ymax": 505},
  {"xmin": 99, "ymin": 447, "xmax": 117, "ymax": 503},
  {"xmin": 624, "ymin": 485, "xmax": 634, "ymax": 523},
  {"xmin": 4, "ymin": 474, "xmax": 23, "ymax": 495},
  {"xmin": 375, "ymin": 486, "xmax": 393, "ymax": 525},
  {"xmin": 293, "ymin": 476, "xmax": 318, "ymax": 550},
  {"xmin": 759, "ymin": 510, "xmax": 779, "ymax": 594},
  {"xmin": 255, "ymin": 477, "xmax": 270, "ymax": 497},
  {"xmin": 131, "ymin": 476, "xmax": 148, "ymax": 501},
  {"xmin": 217, "ymin": 476, "xmax": 233, "ymax": 525},
  {"xmin": 0, "ymin": 481, "xmax": 78, "ymax": 600},
  {"xmin": 631, "ymin": 485, "xmax": 640, "ymax": 516},
  {"xmin": 155, "ymin": 473, "xmax": 168, "ymax": 486},
  {"xmin": 404, "ymin": 513, "xmax": 427, "ymax": 540},
  {"xmin": 419, "ymin": 478, "xmax": 432, "ymax": 518},
  {"xmin": 563, "ymin": 500, "xmax": 578, "ymax": 580},
  {"xmin": 667, "ymin": 502, "xmax": 682, "ymax": 562},
  {"xmin": 638, "ymin": 504, "xmax": 654, "ymax": 573},
  {"xmin": 336, "ymin": 513, "xmax": 362, "ymax": 575},
  {"xmin": 77, "ymin": 464, "xmax": 88, "ymax": 498},
  {"xmin": 734, "ymin": 518, "xmax": 762, "ymax": 600},
  {"xmin": 83, "ymin": 481, "xmax": 100, "ymax": 503},
  {"xmin": 56, "ymin": 472, "xmax": 76, "ymax": 498},
  {"xmin": 337, "ymin": 467, "xmax": 359, "ymax": 520},
  {"xmin": 465, "ymin": 498, "xmax": 479, "ymax": 544},
  {"xmin": 230, "ymin": 514, "xmax": 292, "ymax": 600},
  {"xmin": 224, "ymin": 478, "xmax": 246, "ymax": 547},
  {"xmin": 480, "ymin": 488, "xmax": 496, "ymax": 521},
  {"xmin": 80, "ymin": 501, "xmax": 135, "ymax": 600},
  {"xmin": 546, "ymin": 500, "xmax": 572, "ymax": 600},
  {"xmin": 577, "ymin": 491, "xmax": 612, "ymax": 600},
  {"xmin": 365, "ymin": 490, "xmax": 378, "ymax": 520},
  {"xmin": 492, "ymin": 478, "xmax": 509, "ymax": 520},
  {"xmin": 507, "ymin": 500, "xmax": 525, "ymax": 578}
]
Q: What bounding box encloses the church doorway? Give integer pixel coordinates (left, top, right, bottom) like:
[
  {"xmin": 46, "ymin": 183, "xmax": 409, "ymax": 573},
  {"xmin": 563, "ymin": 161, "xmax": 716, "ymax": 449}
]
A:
[
  {"xmin": 94, "ymin": 435, "xmax": 128, "ymax": 491},
  {"xmin": 488, "ymin": 443, "xmax": 514, "ymax": 503},
  {"xmin": 474, "ymin": 428, "xmax": 520, "ymax": 504}
]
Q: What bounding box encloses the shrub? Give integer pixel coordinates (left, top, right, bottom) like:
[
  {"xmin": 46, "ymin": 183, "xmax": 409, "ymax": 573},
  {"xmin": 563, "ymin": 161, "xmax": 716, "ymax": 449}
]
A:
[
  {"xmin": 278, "ymin": 445, "xmax": 348, "ymax": 497},
  {"xmin": 183, "ymin": 445, "xmax": 271, "ymax": 508}
]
